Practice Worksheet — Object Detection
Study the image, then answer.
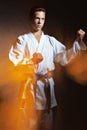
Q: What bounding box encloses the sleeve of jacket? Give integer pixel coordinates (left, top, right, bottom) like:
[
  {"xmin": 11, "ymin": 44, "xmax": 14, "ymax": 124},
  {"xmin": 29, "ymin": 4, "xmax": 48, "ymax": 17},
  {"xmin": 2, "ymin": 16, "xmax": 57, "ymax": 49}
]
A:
[
  {"xmin": 9, "ymin": 35, "xmax": 26, "ymax": 66},
  {"xmin": 49, "ymin": 36, "xmax": 86, "ymax": 66}
]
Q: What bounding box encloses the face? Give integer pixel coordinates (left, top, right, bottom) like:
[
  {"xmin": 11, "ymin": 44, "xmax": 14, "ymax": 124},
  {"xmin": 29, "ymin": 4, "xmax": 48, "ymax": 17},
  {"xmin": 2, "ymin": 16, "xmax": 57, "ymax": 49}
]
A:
[{"xmin": 31, "ymin": 11, "xmax": 45, "ymax": 31}]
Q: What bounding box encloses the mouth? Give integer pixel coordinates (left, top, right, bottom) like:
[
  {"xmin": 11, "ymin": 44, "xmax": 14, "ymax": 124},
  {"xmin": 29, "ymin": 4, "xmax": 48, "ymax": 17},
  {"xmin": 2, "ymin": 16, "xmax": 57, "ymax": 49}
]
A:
[{"xmin": 37, "ymin": 25, "xmax": 41, "ymax": 28}]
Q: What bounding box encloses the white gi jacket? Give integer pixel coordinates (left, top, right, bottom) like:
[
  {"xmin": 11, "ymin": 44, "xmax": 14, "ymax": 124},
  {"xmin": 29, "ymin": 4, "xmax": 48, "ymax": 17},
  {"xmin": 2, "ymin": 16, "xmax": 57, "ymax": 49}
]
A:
[{"xmin": 9, "ymin": 32, "xmax": 83, "ymax": 110}]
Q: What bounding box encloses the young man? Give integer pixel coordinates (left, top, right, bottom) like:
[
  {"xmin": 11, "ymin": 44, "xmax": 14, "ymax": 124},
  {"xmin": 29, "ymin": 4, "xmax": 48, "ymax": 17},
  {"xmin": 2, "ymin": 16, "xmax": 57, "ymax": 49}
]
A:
[{"xmin": 9, "ymin": 6, "xmax": 86, "ymax": 130}]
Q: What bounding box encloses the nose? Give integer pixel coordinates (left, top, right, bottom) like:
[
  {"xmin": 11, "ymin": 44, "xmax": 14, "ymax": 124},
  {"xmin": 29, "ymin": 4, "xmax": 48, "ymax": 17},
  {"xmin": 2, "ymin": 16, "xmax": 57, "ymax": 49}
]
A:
[{"xmin": 38, "ymin": 18, "xmax": 42, "ymax": 24}]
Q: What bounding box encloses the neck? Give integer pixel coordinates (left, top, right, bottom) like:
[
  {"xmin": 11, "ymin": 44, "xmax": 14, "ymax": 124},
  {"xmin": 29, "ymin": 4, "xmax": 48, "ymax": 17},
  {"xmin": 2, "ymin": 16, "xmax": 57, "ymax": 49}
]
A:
[
  {"xmin": 31, "ymin": 29, "xmax": 42, "ymax": 35},
  {"xmin": 31, "ymin": 29, "xmax": 43, "ymax": 43}
]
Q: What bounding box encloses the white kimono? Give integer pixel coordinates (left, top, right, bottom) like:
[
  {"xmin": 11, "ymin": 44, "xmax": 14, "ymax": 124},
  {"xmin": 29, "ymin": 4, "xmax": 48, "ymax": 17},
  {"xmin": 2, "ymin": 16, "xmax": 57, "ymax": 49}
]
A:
[{"xmin": 9, "ymin": 32, "xmax": 83, "ymax": 110}]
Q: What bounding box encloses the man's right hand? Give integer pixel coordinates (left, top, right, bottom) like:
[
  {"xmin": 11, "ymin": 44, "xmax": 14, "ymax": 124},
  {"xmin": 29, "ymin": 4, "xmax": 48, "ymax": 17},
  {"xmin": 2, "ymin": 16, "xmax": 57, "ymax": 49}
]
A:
[{"xmin": 32, "ymin": 52, "xmax": 43, "ymax": 64}]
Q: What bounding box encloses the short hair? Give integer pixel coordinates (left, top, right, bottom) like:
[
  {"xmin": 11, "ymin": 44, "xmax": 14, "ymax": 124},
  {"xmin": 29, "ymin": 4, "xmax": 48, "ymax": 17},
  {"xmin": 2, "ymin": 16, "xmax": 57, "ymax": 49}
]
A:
[{"xmin": 29, "ymin": 6, "xmax": 46, "ymax": 21}]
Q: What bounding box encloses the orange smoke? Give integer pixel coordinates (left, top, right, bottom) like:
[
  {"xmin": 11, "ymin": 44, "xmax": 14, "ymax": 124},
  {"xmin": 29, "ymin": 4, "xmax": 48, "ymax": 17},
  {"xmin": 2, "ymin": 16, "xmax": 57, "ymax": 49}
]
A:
[{"xmin": 65, "ymin": 51, "xmax": 87, "ymax": 85}]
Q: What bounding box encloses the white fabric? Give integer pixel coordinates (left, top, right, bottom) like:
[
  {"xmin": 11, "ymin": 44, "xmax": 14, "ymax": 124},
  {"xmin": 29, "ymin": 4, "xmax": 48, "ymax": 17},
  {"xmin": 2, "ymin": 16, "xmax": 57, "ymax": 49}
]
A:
[{"xmin": 9, "ymin": 32, "xmax": 82, "ymax": 110}]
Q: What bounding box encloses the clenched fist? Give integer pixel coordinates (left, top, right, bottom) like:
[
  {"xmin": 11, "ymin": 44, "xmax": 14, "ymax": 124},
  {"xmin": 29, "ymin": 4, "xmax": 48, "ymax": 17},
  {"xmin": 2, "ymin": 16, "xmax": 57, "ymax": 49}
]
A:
[
  {"xmin": 32, "ymin": 52, "xmax": 43, "ymax": 64},
  {"xmin": 77, "ymin": 29, "xmax": 85, "ymax": 41}
]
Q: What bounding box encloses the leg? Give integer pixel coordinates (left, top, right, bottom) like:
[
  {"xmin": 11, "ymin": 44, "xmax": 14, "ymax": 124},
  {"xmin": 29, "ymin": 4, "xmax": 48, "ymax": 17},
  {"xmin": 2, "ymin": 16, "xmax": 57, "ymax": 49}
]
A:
[
  {"xmin": 37, "ymin": 110, "xmax": 53, "ymax": 130},
  {"xmin": 17, "ymin": 109, "xmax": 39, "ymax": 130}
]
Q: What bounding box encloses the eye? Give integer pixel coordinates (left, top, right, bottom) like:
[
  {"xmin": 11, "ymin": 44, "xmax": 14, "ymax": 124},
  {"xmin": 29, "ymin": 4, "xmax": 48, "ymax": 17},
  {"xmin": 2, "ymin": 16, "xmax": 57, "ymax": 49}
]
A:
[{"xmin": 42, "ymin": 18, "xmax": 45, "ymax": 20}]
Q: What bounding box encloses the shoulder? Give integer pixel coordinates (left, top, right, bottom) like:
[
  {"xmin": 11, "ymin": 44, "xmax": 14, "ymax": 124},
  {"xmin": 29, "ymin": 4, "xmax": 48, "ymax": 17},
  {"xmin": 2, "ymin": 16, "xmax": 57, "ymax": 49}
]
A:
[
  {"xmin": 45, "ymin": 34, "xmax": 66, "ymax": 48},
  {"xmin": 18, "ymin": 33, "xmax": 29, "ymax": 41},
  {"xmin": 45, "ymin": 34, "xmax": 63, "ymax": 44},
  {"xmin": 13, "ymin": 33, "xmax": 29, "ymax": 47},
  {"xmin": 45, "ymin": 34, "xmax": 57, "ymax": 41}
]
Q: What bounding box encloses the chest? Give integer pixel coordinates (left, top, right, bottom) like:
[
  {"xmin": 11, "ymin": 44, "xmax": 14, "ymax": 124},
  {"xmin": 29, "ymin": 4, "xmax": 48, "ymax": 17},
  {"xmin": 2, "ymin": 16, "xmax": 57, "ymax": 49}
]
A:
[{"xmin": 26, "ymin": 36, "xmax": 54, "ymax": 58}]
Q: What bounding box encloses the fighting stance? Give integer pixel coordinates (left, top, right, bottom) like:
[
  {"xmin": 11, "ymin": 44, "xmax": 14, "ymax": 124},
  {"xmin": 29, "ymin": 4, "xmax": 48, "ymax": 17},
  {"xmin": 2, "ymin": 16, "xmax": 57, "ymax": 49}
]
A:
[{"xmin": 9, "ymin": 6, "xmax": 86, "ymax": 130}]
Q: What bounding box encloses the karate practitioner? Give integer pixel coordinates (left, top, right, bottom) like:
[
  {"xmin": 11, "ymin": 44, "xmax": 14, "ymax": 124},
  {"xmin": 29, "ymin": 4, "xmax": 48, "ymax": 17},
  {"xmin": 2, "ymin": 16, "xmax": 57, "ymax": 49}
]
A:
[{"xmin": 9, "ymin": 6, "xmax": 86, "ymax": 130}]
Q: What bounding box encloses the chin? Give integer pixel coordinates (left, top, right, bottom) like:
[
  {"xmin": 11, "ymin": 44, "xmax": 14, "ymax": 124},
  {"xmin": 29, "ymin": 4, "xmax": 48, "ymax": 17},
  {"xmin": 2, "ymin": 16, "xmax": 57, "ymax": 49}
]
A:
[{"xmin": 36, "ymin": 28, "xmax": 42, "ymax": 31}]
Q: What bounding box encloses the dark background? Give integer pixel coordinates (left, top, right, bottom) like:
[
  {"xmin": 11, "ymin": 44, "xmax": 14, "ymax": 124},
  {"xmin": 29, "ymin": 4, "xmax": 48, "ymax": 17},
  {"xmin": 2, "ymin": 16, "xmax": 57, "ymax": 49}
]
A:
[{"xmin": 0, "ymin": 0, "xmax": 87, "ymax": 130}]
